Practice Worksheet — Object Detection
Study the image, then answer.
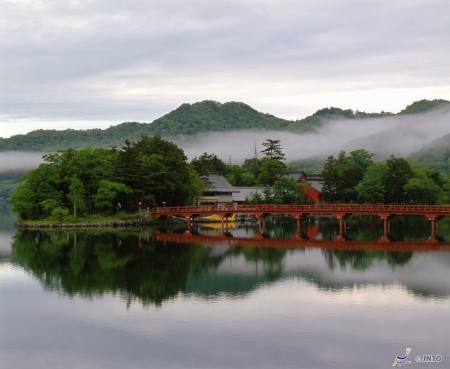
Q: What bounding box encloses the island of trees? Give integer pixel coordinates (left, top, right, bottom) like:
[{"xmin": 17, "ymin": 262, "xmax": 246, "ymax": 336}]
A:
[{"xmin": 10, "ymin": 133, "xmax": 450, "ymax": 223}]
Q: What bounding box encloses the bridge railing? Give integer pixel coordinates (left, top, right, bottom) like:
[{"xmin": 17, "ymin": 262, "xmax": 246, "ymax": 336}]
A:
[{"xmin": 152, "ymin": 204, "xmax": 450, "ymax": 214}]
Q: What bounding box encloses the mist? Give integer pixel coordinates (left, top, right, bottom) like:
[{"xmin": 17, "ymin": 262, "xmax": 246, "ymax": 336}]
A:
[
  {"xmin": 0, "ymin": 152, "xmax": 44, "ymax": 173},
  {"xmin": 174, "ymin": 105, "xmax": 450, "ymax": 164}
]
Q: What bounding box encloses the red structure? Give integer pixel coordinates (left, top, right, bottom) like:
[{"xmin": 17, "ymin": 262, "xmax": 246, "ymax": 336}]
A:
[
  {"xmin": 154, "ymin": 232, "xmax": 450, "ymax": 253},
  {"xmin": 304, "ymin": 183, "xmax": 321, "ymax": 202},
  {"xmin": 153, "ymin": 203, "xmax": 450, "ymax": 221},
  {"xmin": 153, "ymin": 203, "xmax": 450, "ymax": 235}
]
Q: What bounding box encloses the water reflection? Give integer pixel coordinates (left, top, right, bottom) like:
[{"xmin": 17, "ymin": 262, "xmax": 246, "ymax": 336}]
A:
[{"xmin": 9, "ymin": 216, "xmax": 450, "ymax": 307}]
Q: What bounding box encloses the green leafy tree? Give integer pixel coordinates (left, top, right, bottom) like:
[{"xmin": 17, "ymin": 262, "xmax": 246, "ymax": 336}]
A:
[
  {"xmin": 93, "ymin": 181, "xmax": 132, "ymax": 212},
  {"xmin": 385, "ymin": 156, "xmax": 414, "ymax": 203},
  {"xmin": 67, "ymin": 176, "xmax": 86, "ymax": 219},
  {"xmin": 403, "ymin": 178, "xmax": 447, "ymax": 204},
  {"xmin": 191, "ymin": 152, "xmax": 228, "ymax": 175},
  {"xmin": 357, "ymin": 163, "xmax": 388, "ymax": 203},
  {"xmin": 321, "ymin": 155, "xmax": 339, "ymax": 202},
  {"xmin": 272, "ymin": 177, "xmax": 306, "ymax": 204},
  {"xmin": 257, "ymin": 159, "xmax": 285, "ymax": 186}
]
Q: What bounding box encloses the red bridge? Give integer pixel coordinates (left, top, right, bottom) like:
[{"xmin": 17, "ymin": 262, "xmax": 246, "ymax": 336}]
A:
[{"xmin": 153, "ymin": 204, "xmax": 450, "ymax": 233}]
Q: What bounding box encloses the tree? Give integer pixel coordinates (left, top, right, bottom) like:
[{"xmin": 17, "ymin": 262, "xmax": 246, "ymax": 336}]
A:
[
  {"xmin": 93, "ymin": 181, "xmax": 132, "ymax": 212},
  {"xmin": 190, "ymin": 152, "xmax": 228, "ymax": 175},
  {"xmin": 357, "ymin": 163, "xmax": 388, "ymax": 203},
  {"xmin": 225, "ymin": 165, "xmax": 256, "ymax": 186},
  {"xmin": 257, "ymin": 159, "xmax": 285, "ymax": 186},
  {"xmin": 67, "ymin": 176, "xmax": 86, "ymax": 219},
  {"xmin": 261, "ymin": 139, "xmax": 286, "ymax": 162},
  {"xmin": 321, "ymin": 155, "xmax": 339, "ymax": 202},
  {"xmin": 403, "ymin": 178, "xmax": 447, "ymax": 204},
  {"xmin": 272, "ymin": 177, "xmax": 306, "ymax": 204},
  {"xmin": 385, "ymin": 156, "xmax": 414, "ymax": 203}
]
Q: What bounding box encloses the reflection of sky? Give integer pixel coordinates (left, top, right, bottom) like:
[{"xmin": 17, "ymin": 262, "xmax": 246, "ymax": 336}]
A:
[
  {"xmin": 194, "ymin": 248, "xmax": 450, "ymax": 300},
  {"xmin": 1, "ymin": 265, "xmax": 449, "ymax": 369},
  {"xmin": 0, "ymin": 229, "xmax": 14, "ymax": 257}
]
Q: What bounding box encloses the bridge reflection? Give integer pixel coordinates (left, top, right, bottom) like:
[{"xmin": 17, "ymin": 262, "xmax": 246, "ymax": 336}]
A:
[{"xmin": 154, "ymin": 231, "xmax": 450, "ymax": 253}]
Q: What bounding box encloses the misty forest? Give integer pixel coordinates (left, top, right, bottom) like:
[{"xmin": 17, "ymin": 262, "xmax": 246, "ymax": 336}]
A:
[{"xmin": 3, "ymin": 98, "xmax": 450, "ymax": 221}]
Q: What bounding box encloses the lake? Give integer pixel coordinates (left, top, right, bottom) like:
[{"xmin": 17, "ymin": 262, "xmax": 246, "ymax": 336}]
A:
[{"xmin": 1, "ymin": 204, "xmax": 449, "ymax": 368}]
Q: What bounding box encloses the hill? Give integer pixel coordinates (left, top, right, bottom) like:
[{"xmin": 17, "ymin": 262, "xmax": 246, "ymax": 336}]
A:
[
  {"xmin": 0, "ymin": 99, "xmax": 448, "ymax": 153},
  {"xmin": 409, "ymin": 133, "xmax": 450, "ymax": 173}
]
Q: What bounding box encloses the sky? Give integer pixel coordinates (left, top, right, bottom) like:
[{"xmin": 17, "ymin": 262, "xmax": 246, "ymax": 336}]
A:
[{"xmin": 1, "ymin": 0, "xmax": 450, "ymax": 138}]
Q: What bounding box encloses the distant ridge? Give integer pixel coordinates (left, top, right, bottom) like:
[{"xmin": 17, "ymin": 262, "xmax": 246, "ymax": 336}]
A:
[{"xmin": 0, "ymin": 99, "xmax": 448, "ymax": 152}]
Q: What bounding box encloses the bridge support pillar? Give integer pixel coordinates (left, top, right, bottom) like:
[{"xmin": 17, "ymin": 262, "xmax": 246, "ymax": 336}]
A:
[
  {"xmin": 294, "ymin": 215, "xmax": 303, "ymax": 234},
  {"xmin": 425, "ymin": 215, "xmax": 441, "ymax": 237},
  {"xmin": 378, "ymin": 214, "xmax": 391, "ymax": 237},
  {"xmin": 185, "ymin": 216, "xmax": 193, "ymax": 231},
  {"xmin": 258, "ymin": 217, "xmax": 267, "ymax": 233}
]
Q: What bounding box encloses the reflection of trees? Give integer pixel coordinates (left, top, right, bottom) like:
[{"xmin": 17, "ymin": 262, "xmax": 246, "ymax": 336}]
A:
[
  {"xmin": 12, "ymin": 229, "xmax": 213, "ymax": 307},
  {"xmin": 11, "ymin": 226, "xmax": 441, "ymax": 307},
  {"xmin": 323, "ymin": 250, "xmax": 413, "ymax": 271}
]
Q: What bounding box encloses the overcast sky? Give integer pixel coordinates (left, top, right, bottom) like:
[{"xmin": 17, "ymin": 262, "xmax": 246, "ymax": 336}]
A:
[{"xmin": 1, "ymin": 0, "xmax": 450, "ymax": 138}]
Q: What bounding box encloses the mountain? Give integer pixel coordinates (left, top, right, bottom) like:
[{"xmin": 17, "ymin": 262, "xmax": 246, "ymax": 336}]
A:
[
  {"xmin": 0, "ymin": 99, "xmax": 448, "ymax": 153},
  {"xmin": 409, "ymin": 133, "xmax": 450, "ymax": 173}
]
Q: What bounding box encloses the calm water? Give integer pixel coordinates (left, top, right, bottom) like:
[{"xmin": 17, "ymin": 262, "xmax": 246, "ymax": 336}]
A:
[{"xmin": 1, "ymin": 204, "xmax": 450, "ymax": 368}]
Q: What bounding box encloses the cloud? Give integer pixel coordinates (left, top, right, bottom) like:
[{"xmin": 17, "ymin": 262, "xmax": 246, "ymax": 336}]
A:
[
  {"xmin": 0, "ymin": 151, "xmax": 44, "ymax": 172},
  {"xmin": 1, "ymin": 0, "xmax": 450, "ymax": 137}
]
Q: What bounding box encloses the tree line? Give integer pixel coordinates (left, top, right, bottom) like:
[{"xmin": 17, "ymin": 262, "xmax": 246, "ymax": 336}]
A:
[
  {"xmin": 10, "ymin": 134, "xmax": 450, "ymax": 221},
  {"xmin": 11, "ymin": 135, "xmax": 203, "ymax": 220},
  {"xmin": 321, "ymin": 150, "xmax": 449, "ymax": 204}
]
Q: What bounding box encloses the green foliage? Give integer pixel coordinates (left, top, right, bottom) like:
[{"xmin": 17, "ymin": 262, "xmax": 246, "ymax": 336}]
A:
[
  {"xmin": 93, "ymin": 181, "xmax": 132, "ymax": 211},
  {"xmin": 409, "ymin": 133, "xmax": 450, "ymax": 174},
  {"xmin": 225, "ymin": 165, "xmax": 256, "ymax": 186},
  {"xmin": 271, "ymin": 177, "xmax": 307, "ymax": 204},
  {"xmin": 384, "ymin": 156, "xmax": 414, "ymax": 203},
  {"xmin": 257, "ymin": 159, "xmax": 285, "ymax": 186},
  {"xmin": 321, "ymin": 150, "xmax": 374, "ymax": 203},
  {"xmin": 51, "ymin": 207, "xmax": 69, "ymax": 222},
  {"xmin": 357, "ymin": 163, "xmax": 388, "ymax": 203},
  {"xmin": 398, "ymin": 99, "xmax": 450, "ymax": 115},
  {"xmin": 287, "ymin": 156, "xmax": 324, "ymax": 174},
  {"xmin": 191, "ymin": 152, "xmax": 229, "ymax": 175},
  {"xmin": 67, "ymin": 176, "xmax": 86, "ymax": 218},
  {"xmin": 261, "ymin": 139, "xmax": 286, "ymax": 161},
  {"xmin": 11, "ymin": 135, "xmax": 202, "ymax": 220}
]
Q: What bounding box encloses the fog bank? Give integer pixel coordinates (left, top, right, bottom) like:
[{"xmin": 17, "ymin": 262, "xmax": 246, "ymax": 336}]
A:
[
  {"xmin": 0, "ymin": 152, "xmax": 44, "ymax": 172},
  {"xmin": 175, "ymin": 105, "xmax": 450, "ymax": 163}
]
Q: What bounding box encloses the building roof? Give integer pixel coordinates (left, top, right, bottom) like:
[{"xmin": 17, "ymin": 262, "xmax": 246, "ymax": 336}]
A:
[
  {"xmin": 232, "ymin": 187, "xmax": 266, "ymax": 202},
  {"xmin": 278, "ymin": 171, "xmax": 306, "ymax": 181},
  {"xmin": 278, "ymin": 172, "xmax": 323, "ymax": 192},
  {"xmin": 202, "ymin": 173, "xmax": 240, "ymax": 193},
  {"xmin": 307, "ymin": 179, "xmax": 323, "ymax": 192}
]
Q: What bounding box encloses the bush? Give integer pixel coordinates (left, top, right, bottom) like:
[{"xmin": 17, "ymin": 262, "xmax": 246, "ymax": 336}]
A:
[{"xmin": 51, "ymin": 207, "xmax": 69, "ymax": 223}]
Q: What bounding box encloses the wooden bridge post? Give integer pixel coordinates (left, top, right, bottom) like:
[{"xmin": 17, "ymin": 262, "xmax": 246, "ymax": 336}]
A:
[
  {"xmin": 425, "ymin": 215, "xmax": 440, "ymax": 237},
  {"xmin": 185, "ymin": 216, "xmax": 192, "ymax": 231}
]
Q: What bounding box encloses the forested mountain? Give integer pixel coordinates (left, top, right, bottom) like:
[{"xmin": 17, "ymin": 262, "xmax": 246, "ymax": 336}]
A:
[
  {"xmin": 398, "ymin": 99, "xmax": 450, "ymax": 115},
  {"xmin": 409, "ymin": 133, "xmax": 450, "ymax": 173},
  {"xmin": 1, "ymin": 99, "xmax": 447, "ymax": 153}
]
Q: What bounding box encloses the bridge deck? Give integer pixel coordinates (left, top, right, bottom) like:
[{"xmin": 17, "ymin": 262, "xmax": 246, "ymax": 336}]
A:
[{"xmin": 152, "ymin": 204, "xmax": 450, "ymax": 219}]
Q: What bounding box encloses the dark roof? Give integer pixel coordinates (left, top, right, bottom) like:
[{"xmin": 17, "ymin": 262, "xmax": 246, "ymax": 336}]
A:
[
  {"xmin": 202, "ymin": 173, "xmax": 240, "ymax": 193},
  {"xmin": 277, "ymin": 171, "xmax": 306, "ymax": 181},
  {"xmin": 305, "ymin": 174, "xmax": 323, "ymax": 192},
  {"xmin": 232, "ymin": 187, "xmax": 266, "ymax": 202}
]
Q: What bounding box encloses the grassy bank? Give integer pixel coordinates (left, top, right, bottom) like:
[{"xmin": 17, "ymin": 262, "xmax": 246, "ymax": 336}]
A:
[{"xmin": 15, "ymin": 212, "xmax": 158, "ymax": 228}]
